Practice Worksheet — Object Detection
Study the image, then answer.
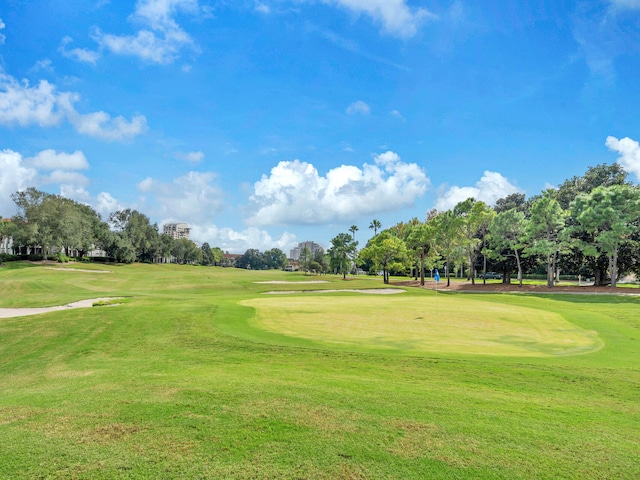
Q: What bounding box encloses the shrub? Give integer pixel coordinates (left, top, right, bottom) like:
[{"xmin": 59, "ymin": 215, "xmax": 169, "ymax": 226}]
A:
[
  {"xmin": 52, "ymin": 253, "xmax": 71, "ymax": 263},
  {"xmin": 0, "ymin": 253, "xmax": 19, "ymax": 263}
]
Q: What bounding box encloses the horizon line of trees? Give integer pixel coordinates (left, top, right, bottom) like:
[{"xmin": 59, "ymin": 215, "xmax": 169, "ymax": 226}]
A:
[{"xmin": 2, "ymin": 162, "xmax": 640, "ymax": 288}]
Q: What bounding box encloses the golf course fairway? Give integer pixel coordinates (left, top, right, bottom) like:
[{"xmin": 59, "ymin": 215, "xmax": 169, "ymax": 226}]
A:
[{"xmin": 1, "ymin": 263, "xmax": 638, "ymax": 479}]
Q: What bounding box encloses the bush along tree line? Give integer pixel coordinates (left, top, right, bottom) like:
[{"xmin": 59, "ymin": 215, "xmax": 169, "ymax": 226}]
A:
[
  {"xmin": 3, "ymin": 163, "xmax": 640, "ymax": 284},
  {"xmin": 328, "ymin": 163, "xmax": 640, "ymax": 288}
]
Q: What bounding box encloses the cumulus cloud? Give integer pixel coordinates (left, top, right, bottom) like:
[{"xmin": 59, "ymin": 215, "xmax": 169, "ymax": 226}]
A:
[
  {"xmin": 40, "ymin": 170, "xmax": 90, "ymax": 187},
  {"xmin": 0, "ymin": 150, "xmax": 38, "ymax": 215},
  {"xmin": 323, "ymin": 0, "xmax": 436, "ymax": 38},
  {"xmin": 58, "ymin": 36, "xmax": 100, "ymax": 64},
  {"xmin": 25, "ymin": 149, "xmax": 89, "ymax": 170},
  {"xmin": 435, "ymin": 171, "xmax": 521, "ymax": 211},
  {"xmin": 346, "ymin": 100, "xmax": 371, "ymax": 115},
  {"xmin": 136, "ymin": 171, "xmax": 225, "ymax": 223},
  {"xmin": 174, "ymin": 150, "xmax": 204, "ymax": 163},
  {"xmin": 190, "ymin": 223, "xmax": 297, "ymax": 254},
  {"xmin": 606, "ymin": 135, "xmax": 640, "ymax": 180},
  {"xmin": 0, "ymin": 71, "xmax": 147, "ymax": 141},
  {"xmin": 93, "ymin": 0, "xmax": 202, "ymax": 64},
  {"xmin": 247, "ymin": 151, "xmax": 430, "ymax": 226},
  {"xmin": 95, "ymin": 191, "xmax": 123, "ymax": 219}
]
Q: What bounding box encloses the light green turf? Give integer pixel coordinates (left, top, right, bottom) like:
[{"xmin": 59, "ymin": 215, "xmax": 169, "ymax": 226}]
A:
[
  {"xmin": 242, "ymin": 295, "xmax": 602, "ymax": 356},
  {"xmin": 0, "ymin": 262, "xmax": 639, "ymax": 479}
]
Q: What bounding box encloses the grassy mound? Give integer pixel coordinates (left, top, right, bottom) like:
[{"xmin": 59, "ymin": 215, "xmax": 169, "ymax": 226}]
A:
[{"xmin": 241, "ymin": 295, "xmax": 602, "ymax": 356}]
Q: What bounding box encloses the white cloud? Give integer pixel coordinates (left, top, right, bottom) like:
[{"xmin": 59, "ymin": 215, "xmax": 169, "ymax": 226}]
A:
[
  {"xmin": 40, "ymin": 170, "xmax": 91, "ymax": 187},
  {"xmin": 323, "ymin": 0, "xmax": 436, "ymax": 38},
  {"xmin": 95, "ymin": 191, "xmax": 122, "ymax": 219},
  {"xmin": 247, "ymin": 151, "xmax": 430, "ymax": 226},
  {"xmin": 136, "ymin": 171, "xmax": 225, "ymax": 223},
  {"xmin": 0, "ymin": 150, "xmax": 38, "ymax": 216},
  {"xmin": 30, "ymin": 59, "xmax": 55, "ymax": 73},
  {"xmin": 25, "ymin": 149, "xmax": 89, "ymax": 170},
  {"xmin": 255, "ymin": 2, "xmax": 270, "ymax": 14},
  {"xmin": 0, "ymin": 18, "xmax": 5, "ymax": 45},
  {"xmin": 93, "ymin": 0, "xmax": 202, "ymax": 64},
  {"xmin": 346, "ymin": 100, "xmax": 370, "ymax": 115},
  {"xmin": 0, "ymin": 73, "xmax": 71, "ymax": 127},
  {"xmin": 68, "ymin": 110, "xmax": 148, "ymax": 142},
  {"xmin": 174, "ymin": 150, "xmax": 204, "ymax": 163},
  {"xmin": 609, "ymin": 0, "xmax": 640, "ymax": 11},
  {"xmin": 390, "ymin": 109, "xmax": 405, "ymax": 121},
  {"xmin": 58, "ymin": 36, "xmax": 100, "ymax": 64},
  {"xmin": 606, "ymin": 135, "xmax": 640, "ymax": 180},
  {"xmin": 189, "ymin": 223, "xmax": 297, "ymax": 254},
  {"xmin": 0, "ymin": 70, "xmax": 147, "ymax": 141},
  {"xmin": 435, "ymin": 171, "xmax": 521, "ymax": 211}
]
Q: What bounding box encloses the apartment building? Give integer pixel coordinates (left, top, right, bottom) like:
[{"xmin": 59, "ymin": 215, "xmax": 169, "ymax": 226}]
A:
[
  {"xmin": 163, "ymin": 222, "xmax": 190, "ymax": 240},
  {"xmin": 290, "ymin": 241, "xmax": 322, "ymax": 260}
]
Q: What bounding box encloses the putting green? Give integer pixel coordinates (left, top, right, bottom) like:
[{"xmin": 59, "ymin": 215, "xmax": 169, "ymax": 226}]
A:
[{"xmin": 241, "ymin": 295, "xmax": 603, "ymax": 356}]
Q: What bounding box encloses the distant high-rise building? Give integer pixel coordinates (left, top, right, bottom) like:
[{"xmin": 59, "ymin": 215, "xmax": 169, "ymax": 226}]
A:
[
  {"xmin": 290, "ymin": 241, "xmax": 322, "ymax": 260},
  {"xmin": 163, "ymin": 222, "xmax": 190, "ymax": 240}
]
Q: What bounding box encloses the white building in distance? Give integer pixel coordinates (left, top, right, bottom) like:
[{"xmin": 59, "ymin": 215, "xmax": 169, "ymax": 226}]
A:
[
  {"xmin": 163, "ymin": 222, "xmax": 190, "ymax": 240},
  {"xmin": 290, "ymin": 241, "xmax": 322, "ymax": 260}
]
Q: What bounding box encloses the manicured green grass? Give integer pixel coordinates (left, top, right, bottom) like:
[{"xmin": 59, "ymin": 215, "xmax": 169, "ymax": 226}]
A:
[{"xmin": 0, "ymin": 262, "xmax": 639, "ymax": 479}]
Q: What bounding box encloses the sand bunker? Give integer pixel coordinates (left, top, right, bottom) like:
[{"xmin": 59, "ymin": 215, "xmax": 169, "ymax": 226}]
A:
[
  {"xmin": 0, "ymin": 298, "xmax": 123, "ymax": 319},
  {"xmin": 263, "ymin": 288, "xmax": 405, "ymax": 295},
  {"xmin": 255, "ymin": 281, "xmax": 329, "ymax": 284},
  {"xmin": 45, "ymin": 267, "xmax": 112, "ymax": 273}
]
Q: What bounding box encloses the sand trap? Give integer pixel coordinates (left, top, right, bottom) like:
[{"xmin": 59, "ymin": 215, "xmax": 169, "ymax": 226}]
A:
[
  {"xmin": 263, "ymin": 289, "xmax": 405, "ymax": 295},
  {"xmin": 255, "ymin": 280, "xmax": 329, "ymax": 284},
  {"xmin": 45, "ymin": 267, "xmax": 112, "ymax": 273},
  {"xmin": 0, "ymin": 297, "xmax": 123, "ymax": 319}
]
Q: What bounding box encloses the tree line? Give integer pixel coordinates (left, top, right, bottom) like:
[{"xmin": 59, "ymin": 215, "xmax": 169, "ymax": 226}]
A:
[
  {"xmin": 327, "ymin": 163, "xmax": 640, "ymax": 288},
  {"xmin": 0, "ymin": 187, "xmax": 225, "ymax": 265},
  {"xmin": 2, "ymin": 163, "xmax": 640, "ymax": 287}
]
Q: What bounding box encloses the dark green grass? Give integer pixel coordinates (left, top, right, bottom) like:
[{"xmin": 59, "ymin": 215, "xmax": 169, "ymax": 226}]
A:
[{"xmin": 0, "ymin": 263, "xmax": 639, "ymax": 479}]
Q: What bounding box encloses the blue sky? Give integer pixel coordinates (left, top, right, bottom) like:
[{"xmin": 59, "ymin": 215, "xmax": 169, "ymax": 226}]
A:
[{"xmin": 2, "ymin": 0, "xmax": 640, "ymax": 253}]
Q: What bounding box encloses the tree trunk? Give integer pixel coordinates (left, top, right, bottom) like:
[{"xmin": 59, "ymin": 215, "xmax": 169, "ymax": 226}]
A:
[
  {"xmin": 420, "ymin": 253, "xmax": 425, "ymax": 286},
  {"xmin": 515, "ymin": 250, "xmax": 523, "ymax": 287},
  {"xmin": 610, "ymin": 253, "xmax": 617, "ymax": 288}
]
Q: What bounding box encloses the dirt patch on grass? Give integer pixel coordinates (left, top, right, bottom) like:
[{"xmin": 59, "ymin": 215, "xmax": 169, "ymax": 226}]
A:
[
  {"xmin": 255, "ymin": 280, "xmax": 329, "ymax": 284},
  {"xmin": 0, "ymin": 297, "xmax": 124, "ymax": 318},
  {"xmin": 45, "ymin": 267, "xmax": 112, "ymax": 273},
  {"xmin": 263, "ymin": 288, "xmax": 405, "ymax": 295},
  {"xmin": 394, "ymin": 280, "xmax": 640, "ymax": 295}
]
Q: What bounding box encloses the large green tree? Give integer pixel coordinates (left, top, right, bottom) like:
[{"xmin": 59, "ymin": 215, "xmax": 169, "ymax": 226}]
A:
[
  {"xmin": 264, "ymin": 248, "xmax": 288, "ymax": 270},
  {"xmin": 524, "ymin": 195, "xmax": 566, "ymax": 288},
  {"xmin": 359, "ymin": 231, "xmax": 407, "ymax": 284},
  {"xmin": 404, "ymin": 221, "xmax": 438, "ymax": 286},
  {"xmin": 328, "ymin": 233, "xmax": 357, "ymax": 279},
  {"xmin": 454, "ymin": 198, "xmax": 494, "ymax": 285},
  {"xmin": 432, "ymin": 210, "xmax": 462, "ymax": 287},
  {"xmin": 487, "ymin": 208, "xmax": 527, "ymax": 286},
  {"xmin": 570, "ymin": 184, "xmax": 640, "ymax": 288}
]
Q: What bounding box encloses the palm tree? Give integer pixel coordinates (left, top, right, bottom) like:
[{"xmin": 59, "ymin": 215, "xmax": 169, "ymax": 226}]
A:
[
  {"xmin": 349, "ymin": 225, "xmax": 358, "ymax": 241},
  {"xmin": 369, "ymin": 219, "xmax": 381, "ymax": 236},
  {"xmin": 349, "ymin": 225, "xmax": 359, "ymax": 274}
]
